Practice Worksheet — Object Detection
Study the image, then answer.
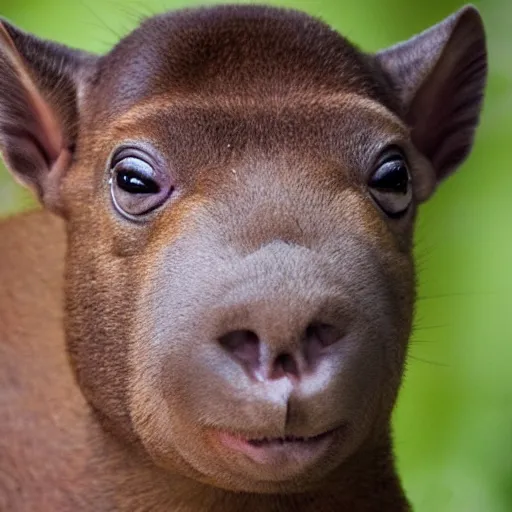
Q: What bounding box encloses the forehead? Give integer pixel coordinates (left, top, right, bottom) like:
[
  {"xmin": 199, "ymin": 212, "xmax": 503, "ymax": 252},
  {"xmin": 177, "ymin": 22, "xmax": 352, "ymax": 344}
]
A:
[
  {"xmin": 102, "ymin": 92, "xmax": 407, "ymax": 176},
  {"xmin": 90, "ymin": 5, "xmax": 398, "ymax": 118}
]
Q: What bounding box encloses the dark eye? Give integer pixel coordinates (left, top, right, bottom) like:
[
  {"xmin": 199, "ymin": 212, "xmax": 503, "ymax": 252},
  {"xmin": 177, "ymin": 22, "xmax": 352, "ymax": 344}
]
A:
[
  {"xmin": 110, "ymin": 150, "xmax": 173, "ymax": 219},
  {"xmin": 115, "ymin": 159, "xmax": 160, "ymax": 195},
  {"xmin": 368, "ymin": 151, "xmax": 412, "ymax": 217}
]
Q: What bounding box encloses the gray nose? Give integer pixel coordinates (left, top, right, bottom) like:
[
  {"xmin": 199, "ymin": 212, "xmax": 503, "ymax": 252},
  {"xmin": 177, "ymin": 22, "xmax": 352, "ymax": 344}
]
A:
[{"xmin": 218, "ymin": 322, "xmax": 343, "ymax": 381}]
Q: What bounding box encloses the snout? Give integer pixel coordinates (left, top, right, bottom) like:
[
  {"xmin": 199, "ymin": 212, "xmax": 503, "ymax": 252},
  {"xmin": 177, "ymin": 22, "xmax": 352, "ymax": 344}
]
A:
[
  {"xmin": 210, "ymin": 244, "xmax": 355, "ymax": 387},
  {"xmin": 201, "ymin": 257, "xmax": 358, "ymax": 473},
  {"xmin": 175, "ymin": 241, "xmax": 364, "ymax": 415},
  {"xmin": 128, "ymin": 238, "xmax": 397, "ymax": 488}
]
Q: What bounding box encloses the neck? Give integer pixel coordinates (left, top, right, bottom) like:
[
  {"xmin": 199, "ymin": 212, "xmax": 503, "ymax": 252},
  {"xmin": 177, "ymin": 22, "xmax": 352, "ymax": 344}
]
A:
[{"xmin": 89, "ymin": 415, "xmax": 410, "ymax": 512}]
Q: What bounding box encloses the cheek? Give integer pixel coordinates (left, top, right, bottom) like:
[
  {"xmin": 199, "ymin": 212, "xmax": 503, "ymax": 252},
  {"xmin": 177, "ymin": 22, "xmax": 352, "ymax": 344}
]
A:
[
  {"xmin": 370, "ymin": 251, "xmax": 415, "ymax": 419},
  {"xmin": 64, "ymin": 233, "xmax": 141, "ymax": 440}
]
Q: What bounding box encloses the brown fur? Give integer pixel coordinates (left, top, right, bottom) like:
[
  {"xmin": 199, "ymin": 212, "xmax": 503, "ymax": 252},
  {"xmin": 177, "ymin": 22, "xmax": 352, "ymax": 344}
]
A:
[{"xmin": 0, "ymin": 4, "xmax": 487, "ymax": 511}]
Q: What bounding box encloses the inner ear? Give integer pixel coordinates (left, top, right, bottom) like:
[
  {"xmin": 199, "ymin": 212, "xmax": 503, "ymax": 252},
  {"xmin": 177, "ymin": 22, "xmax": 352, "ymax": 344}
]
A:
[
  {"xmin": 0, "ymin": 20, "xmax": 96, "ymax": 211},
  {"xmin": 376, "ymin": 6, "xmax": 487, "ymax": 195}
]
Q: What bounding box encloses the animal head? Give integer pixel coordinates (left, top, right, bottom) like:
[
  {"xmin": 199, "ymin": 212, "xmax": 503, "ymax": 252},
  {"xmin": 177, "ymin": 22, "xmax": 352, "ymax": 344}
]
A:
[{"xmin": 0, "ymin": 4, "xmax": 486, "ymax": 494}]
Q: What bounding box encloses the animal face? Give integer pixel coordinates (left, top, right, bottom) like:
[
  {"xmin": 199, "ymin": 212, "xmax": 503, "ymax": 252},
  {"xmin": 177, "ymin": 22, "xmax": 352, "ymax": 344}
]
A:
[
  {"xmin": 0, "ymin": 4, "xmax": 486, "ymax": 494},
  {"xmin": 66, "ymin": 99, "xmax": 417, "ymax": 492}
]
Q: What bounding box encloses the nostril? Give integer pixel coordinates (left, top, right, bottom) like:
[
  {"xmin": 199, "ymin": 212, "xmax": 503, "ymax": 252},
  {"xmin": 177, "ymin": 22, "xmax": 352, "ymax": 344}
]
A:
[
  {"xmin": 305, "ymin": 322, "xmax": 343, "ymax": 348},
  {"xmin": 274, "ymin": 353, "xmax": 299, "ymax": 378},
  {"xmin": 218, "ymin": 329, "xmax": 260, "ymax": 368},
  {"xmin": 303, "ymin": 322, "xmax": 343, "ymax": 366}
]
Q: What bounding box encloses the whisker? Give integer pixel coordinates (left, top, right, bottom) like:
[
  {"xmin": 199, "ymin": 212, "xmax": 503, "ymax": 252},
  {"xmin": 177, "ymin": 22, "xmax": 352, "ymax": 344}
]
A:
[
  {"xmin": 78, "ymin": 0, "xmax": 124, "ymax": 41},
  {"xmin": 416, "ymin": 291, "xmax": 494, "ymax": 300},
  {"xmin": 408, "ymin": 355, "xmax": 449, "ymax": 367},
  {"xmin": 104, "ymin": 0, "xmax": 159, "ymax": 24},
  {"xmin": 412, "ymin": 324, "xmax": 450, "ymax": 331},
  {"xmin": 410, "ymin": 339, "xmax": 439, "ymax": 345}
]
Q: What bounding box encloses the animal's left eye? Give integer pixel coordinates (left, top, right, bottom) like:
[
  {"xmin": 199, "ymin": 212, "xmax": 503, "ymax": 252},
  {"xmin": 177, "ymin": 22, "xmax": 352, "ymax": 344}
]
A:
[{"xmin": 368, "ymin": 151, "xmax": 412, "ymax": 217}]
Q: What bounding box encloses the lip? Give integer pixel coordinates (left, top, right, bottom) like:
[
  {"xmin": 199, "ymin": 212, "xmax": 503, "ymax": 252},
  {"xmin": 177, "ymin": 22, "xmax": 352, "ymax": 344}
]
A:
[{"xmin": 216, "ymin": 426, "xmax": 343, "ymax": 466}]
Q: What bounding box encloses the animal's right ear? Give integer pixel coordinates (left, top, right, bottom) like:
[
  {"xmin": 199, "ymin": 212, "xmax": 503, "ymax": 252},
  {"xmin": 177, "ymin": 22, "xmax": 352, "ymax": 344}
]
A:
[{"xmin": 0, "ymin": 20, "xmax": 96, "ymax": 213}]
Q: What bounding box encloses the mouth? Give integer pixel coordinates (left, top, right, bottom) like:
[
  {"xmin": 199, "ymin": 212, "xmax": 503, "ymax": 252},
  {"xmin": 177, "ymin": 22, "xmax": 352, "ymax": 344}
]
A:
[{"xmin": 216, "ymin": 426, "xmax": 344, "ymax": 467}]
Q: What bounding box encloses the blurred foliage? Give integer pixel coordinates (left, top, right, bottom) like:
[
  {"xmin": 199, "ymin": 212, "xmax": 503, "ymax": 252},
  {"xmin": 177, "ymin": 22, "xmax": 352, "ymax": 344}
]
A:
[{"xmin": 0, "ymin": 0, "xmax": 511, "ymax": 510}]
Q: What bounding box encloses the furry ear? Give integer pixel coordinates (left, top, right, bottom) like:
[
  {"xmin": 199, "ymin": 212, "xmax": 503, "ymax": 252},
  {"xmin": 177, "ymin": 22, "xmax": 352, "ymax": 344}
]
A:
[
  {"xmin": 0, "ymin": 20, "xmax": 96, "ymax": 212},
  {"xmin": 376, "ymin": 5, "xmax": 487, "ymax": 197}
]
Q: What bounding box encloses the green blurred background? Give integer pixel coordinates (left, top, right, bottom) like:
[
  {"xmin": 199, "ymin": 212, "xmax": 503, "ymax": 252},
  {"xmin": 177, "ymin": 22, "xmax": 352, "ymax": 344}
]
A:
[{"xmin": 0, "ymin": 0, "xmax": 510, "ymax": 510}]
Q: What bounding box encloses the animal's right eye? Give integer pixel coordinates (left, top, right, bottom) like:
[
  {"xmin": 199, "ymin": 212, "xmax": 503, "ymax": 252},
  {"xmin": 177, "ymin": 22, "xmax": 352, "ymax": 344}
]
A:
[
  {"xmin": 109, "ymin": 148, "xmax": 173, "ymax": 219},
  {"xmin": 115, "ymin": 158, "xmax": 160, "ymax": 195}
]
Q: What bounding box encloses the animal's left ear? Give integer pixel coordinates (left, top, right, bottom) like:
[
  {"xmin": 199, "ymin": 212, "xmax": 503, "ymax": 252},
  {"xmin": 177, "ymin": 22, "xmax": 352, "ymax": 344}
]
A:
[{"xmin": 376, "ymin": 5, "xmax": 487, "ymax": 200}]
